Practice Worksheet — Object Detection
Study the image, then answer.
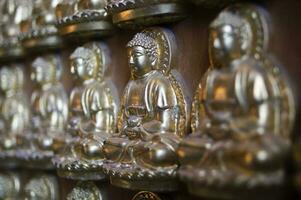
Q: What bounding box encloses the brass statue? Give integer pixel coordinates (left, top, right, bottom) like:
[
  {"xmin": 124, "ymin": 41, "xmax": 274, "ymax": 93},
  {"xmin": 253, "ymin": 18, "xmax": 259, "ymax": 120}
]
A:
[
  {"xmin": 0, "ymin": 66, "xmax": 31, "ymax": 167},
  {"xmin": 105, "ymin": 0, "xmax": 187, "ymax": 28},
  {"xmin": 0, "ymin": 0, "xmax": 32, "ymax": 39},
  {"xmin": 21, "ymin": 0, "xmax": 62, "ymax": 50},
  {"xmin": 54, "ymin": 42, "xmax": 119, "ymax": 180},
  {"xmin": 23, "ymin": 174, "xmax": 59, "ymax": 200},
  {"xmin": 56, "ymin": 0, "xmax": 114, "ymax": 38},
  {"xmin": 0, "ymin": 172, "xmax": 22, "ymax": 199},
  {"xmin": 103, "ymin": 28, "xmax": 191, "ymax": 191},
  {"xmin": 0, "ymin": 0, "xmax": 33, "ymax": 60},
  {"xmin": 24, "ymin": 54, "xmax": 68, "ymax": 169},
  {"xmin": 177, "ymin": 4, "xmax": 296, "ymax": 199},
  {"xmin": 67, "ymin": 181, "xmax": 105, "ymax": 200}
]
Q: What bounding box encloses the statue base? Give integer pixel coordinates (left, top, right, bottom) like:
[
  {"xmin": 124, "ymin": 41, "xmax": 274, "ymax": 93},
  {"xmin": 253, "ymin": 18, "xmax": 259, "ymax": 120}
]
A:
[
  {"xmin": 180, "ymin": 167, "xmax": 287, "ymax": 200},
  {"xmin": 0, "ymin": 44, "xmax": 24, "ymax": 62},
  {"xmin": 110, "ymin": 3, "xmax": 186, "ymax": 28},
  {"xmin": 17, "ymin": 150, "xmax": 54, "ymax": 170},
  {"xmin": 22, "ymin": 35, "xmax": 61, "ymax": 52},
  {"xmin": 110, "ymin": 176, "xmax": 179, "ymax": 192},
  {"xmin": 187, "ymin": 183, "xmax": 287, "ymax": 200},
  {"xmin": 58, "ymin": 21, "xmax": 114, "ymax": 39},
  {"xmin": 57, "ymin": 168, "xmax": 106, "ymax": 181},
  {"xmin": 103, "ymin": 160, "xmax": 179, "ymax": 191},
  {"xmin": 0, "ymin": 150, "xmax": 19, "ymax": 169},
  {"xmin": 54, "ymin": 156, "xmax": 107, "ymax": 181}
]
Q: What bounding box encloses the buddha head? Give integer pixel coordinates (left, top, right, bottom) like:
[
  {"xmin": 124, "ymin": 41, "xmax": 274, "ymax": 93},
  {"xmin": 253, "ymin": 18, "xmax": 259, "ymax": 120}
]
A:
[
  {"xmin": 0, "ymin": 67, "xmax": 16, "ymax": 93},
  {"xmin": 31, "ymin": 55, "xmax": 62, "ymax": 86},
  {"xmin": 32, "ymin": 0, "xmax": 60, "ymax": 27},
  {"xmin": 24, "ymin": 175, "xmax": 58, "ymax": 200},
  {"xmin": 70, "ymin": 43, "xmax": 105, "ymax": 82},
  {"xmin": 66, "ymin": 182, "xmax": 102, "ymax": 200},
  {"xmin": 209, "ymin": 11, "xmax": 252, "ymax": 66},
  {"xmin": 1, "ymin": 0, "xmax": 33, "ymax": 37},
  {"xmin": 127, "ymin": 33, "xmax": 158, "ymax": 78},
  {"xmin": 55, "ymin": 0, "xmax": 77, "ymax": 19}
]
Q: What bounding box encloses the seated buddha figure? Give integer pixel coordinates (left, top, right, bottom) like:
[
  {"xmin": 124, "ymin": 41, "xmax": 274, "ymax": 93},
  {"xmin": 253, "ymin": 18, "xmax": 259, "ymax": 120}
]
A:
[
  {"xmin": 1, "ymin": 0, "xmax": 32, "ymax": 40},
  {"xmin": 177, "ymin": 5, "xmax": 294, "ymax": 199},
  {"xmin": 54, "ymin": 42, "xmax": 119, "ymax": 180},
  {"xmin": 0, "ymin": 66, "xmax": 30, "ymax": 159},
  {"xmin": 29, "ymin": 55, "xmax": 68, "ymax": 163},
  {"xmin": 103, "ymin": 28, "xmax": 190, "ymax": 191}
]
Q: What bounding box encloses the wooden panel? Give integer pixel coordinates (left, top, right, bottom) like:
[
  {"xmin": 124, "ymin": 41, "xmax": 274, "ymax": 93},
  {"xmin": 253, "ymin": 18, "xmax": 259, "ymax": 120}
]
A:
[{"xmin": 2, "ymin": 0, "xmax": 300, "ymax": 199}]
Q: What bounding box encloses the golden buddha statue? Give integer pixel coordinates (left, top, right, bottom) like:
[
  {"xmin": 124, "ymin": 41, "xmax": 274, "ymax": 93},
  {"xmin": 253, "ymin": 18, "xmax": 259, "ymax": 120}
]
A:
[
  {"xmin": 0, "ymin": 0, "xmax": 33, "ymax": 40},
  {"xmin": 0, "ymin": 0, "xmax": 33, "ymax": 60},
  {"xmin": 24, "ymin": 174, "xmax": 59, "ymax": 200},
  {"xmin": 0, "ymin": 66, "xmax": 30, "ymax": 167},
  {"xmin": 103, "ymin": 28, "xmax": 191, "ymax": 191},
  {"xmin": 54, "ymin": 42, "xmax": 119, "ymax": 180},
  {"xmin": 177, "ymin": 4, "xmax": 296, "ymax": 199},
  {"xmin": 25, "ymin": 54, "xmax": 68, "ymax": 168},
  {"xmin": 21, "ymin": 0, "xmax": 62, "ymax": 50}
]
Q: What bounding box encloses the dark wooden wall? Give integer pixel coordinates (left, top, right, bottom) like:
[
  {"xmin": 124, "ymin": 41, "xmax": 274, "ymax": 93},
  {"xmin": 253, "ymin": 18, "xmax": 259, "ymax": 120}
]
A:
[{"xmin": 16, "ymin": 0, "xmax": 301, "ymax": 199}]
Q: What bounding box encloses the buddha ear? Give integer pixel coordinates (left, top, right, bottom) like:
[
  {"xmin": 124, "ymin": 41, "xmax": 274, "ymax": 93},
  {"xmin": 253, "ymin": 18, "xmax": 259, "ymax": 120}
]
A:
[
  {"xmin": 70, "ymin": 62, "xmax": 75, "ymax": 74},
  {"xmin": 150, "ymin": 55, "xmax": 158, "ymax": 68}
]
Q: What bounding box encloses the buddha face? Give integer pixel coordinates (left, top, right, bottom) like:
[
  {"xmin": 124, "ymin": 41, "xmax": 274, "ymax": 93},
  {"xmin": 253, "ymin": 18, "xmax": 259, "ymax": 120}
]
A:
[
  {"xmin": 0, "ymin": 68, "xmax": 14, "ymax": 92},
  {"xmin": 31, "ymin": 61, "xmax": 55, "ymax": 84},
  {"xmin": 209, "ymin": 24, "xmax": 247, "ymax": 65},
  {"xmin": 67, "ymin": 182, "xmax": 101, "ymax": 200},
  {"xmin": 71, "ymin": 56, "xmax": 97, "ymax": 81},
  {"xmin": 127, "ymin": 46, "xmax": 154, "ymax": 77},
  {"xmin": 24, "ymin": 182, "xmax": 51, "ymax": 200}
]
